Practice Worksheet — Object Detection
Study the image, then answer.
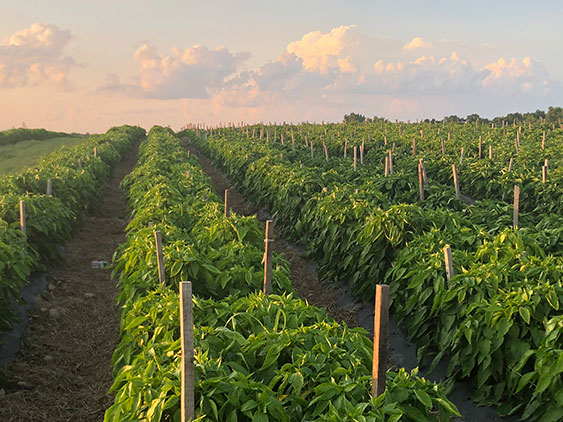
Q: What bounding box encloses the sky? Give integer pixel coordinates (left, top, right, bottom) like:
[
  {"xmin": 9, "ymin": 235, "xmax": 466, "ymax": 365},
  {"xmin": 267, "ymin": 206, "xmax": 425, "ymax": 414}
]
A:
[{"xmin": 0, "ymin": 0, "xmax": 562, "ymax": 133}]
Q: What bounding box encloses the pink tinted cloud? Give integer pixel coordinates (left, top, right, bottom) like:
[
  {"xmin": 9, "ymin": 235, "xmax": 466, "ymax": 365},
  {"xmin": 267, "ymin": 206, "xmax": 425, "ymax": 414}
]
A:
[
  {"xmin": 0, "ymin": 23, "xmax": 77, "ymax": 89},
  {"xmin": 100, "ymin": 26, "xmax": 560, "ymax": 123}
]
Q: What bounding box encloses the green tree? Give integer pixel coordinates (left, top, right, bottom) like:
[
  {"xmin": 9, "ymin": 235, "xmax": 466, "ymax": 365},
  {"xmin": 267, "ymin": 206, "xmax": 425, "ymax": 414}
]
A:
[{"xmin": 343, "ymin": 113, "xmax": 367, "ymax": 124}]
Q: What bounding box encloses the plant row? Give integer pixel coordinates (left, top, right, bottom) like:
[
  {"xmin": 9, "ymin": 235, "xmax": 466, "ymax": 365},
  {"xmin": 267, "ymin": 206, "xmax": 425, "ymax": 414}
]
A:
[
  {"xmin": 202, "ymin": 121, "xmax": 562, "ymax": 216},
  {"xmin": 188, "ymin": 125, "xmax": 562, "ymax": 422},
  {"xmin": 105, "ymin": 126, "xmax": 461, "ymax": 421},
  {"xmin": 0, "ymin": 125, "xmax": 145, "ymax": 329}
]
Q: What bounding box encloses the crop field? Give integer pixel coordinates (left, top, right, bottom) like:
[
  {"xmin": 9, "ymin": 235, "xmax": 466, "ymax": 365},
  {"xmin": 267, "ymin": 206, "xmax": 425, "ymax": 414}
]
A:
[
  {"xmin": 0, "ymin": 126, "xmax": 144, "ymax": 330},
  {"xmin": 185, "ymin": 120, "xmax": 562, "ymax": 421},
  {"xmin": 0, "ymin": 120, "xmax": 561, "ymax": 422}
]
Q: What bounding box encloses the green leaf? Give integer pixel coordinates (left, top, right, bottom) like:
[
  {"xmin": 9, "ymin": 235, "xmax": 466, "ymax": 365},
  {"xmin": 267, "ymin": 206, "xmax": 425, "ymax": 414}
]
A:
[
  {"xmin": 518, "ymin": 307, "xmax": 531, "ymax": 324},
  {"xmin": 414, "ymin": 389, "xmax": 432, "ymax": 408}
]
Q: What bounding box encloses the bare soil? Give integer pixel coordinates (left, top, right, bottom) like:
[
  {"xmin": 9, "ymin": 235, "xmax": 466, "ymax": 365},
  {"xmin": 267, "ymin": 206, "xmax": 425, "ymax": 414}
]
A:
[
  {"xmin": 0, "ymin": 145, "xmax": 138, "ymax": 422},
  {"xmin": 187, "ymin": 145, "xmax": 360, "ymax": 329}
]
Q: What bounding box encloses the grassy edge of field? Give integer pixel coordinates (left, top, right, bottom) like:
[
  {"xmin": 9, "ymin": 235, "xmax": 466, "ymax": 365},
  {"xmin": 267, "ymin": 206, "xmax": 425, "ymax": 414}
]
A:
[{"xmin": 0, "ymin": 136, "xmax": 90, "ymax": 176}]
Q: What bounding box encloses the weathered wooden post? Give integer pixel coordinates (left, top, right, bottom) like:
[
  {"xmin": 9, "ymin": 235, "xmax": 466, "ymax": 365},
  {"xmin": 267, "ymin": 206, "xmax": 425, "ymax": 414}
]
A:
[
  {"xmin": 443, "ymin": 246, "xmax": 454, "ymax": 280},
  {"xmin": 418, "ymin": 162, "xmax": 424, "ymax": 201},
  {"xmin": 513, "ymin": 185, "xmax": 520, "ymax": 229},
  {"xmin": 263, "ymin": 220, "xmax": 274, "ymax": 295},
  {"xmin": 224, "ymin": 189, "xmax": 230, "ymax": 217},
  {"xmin": 154, "ymin": 230, "xmax": 166, "ymax": 285},
  {"xmin": 46, "ymin": 179, "xmax": 53, "ymax": 196},
  {"xmin": 371, "ymin": 284, "xmax": 389, "ymax": 398},
  {"xmin": 179, "ymin": 281, "xmax": 195, "ymax": 422},
  {"xmin": 452, "ymin": 164, "xmax": 460, "ymax": 200},
  {"xmin": 19, "ymin": 200, "xmax": 26, "ymax": 236}
]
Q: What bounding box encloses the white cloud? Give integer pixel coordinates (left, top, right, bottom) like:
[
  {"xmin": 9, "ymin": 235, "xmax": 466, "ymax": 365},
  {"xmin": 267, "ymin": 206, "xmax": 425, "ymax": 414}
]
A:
[
  {"xmin": 99, "ymin": 26, "xmax": 560, "ymax": 123},
  {"xmin": 0, "ymin": 23, "xmax": 77, "ymax": 89},
  {"xmin": 403, "ymin": 36, "xmax": 433, "ymax": 50},
  {"xmin": 481, "ymin": 57, "xmax": 550, "ymax": 95},
  {"xmin": 101, "ymin": 43, "xmax": 250, "ymax": 99},
  {"xmin": 286, "ymin": 25, "xmax": 361, "ymax": 73}
]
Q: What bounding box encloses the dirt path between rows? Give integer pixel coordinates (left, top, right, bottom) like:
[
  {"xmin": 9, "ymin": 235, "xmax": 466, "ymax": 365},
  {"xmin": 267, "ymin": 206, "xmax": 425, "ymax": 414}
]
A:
[
  {"xmin": 186, "ymin": 145, "xmax": 360, "ymax": 329},
  {"xmin": 0, "ymin": 144, "xmax": 138, "ymax": 422},
  {"xmin": 187, "ymin": 143, "xmax": 522, "ymax": 422}
]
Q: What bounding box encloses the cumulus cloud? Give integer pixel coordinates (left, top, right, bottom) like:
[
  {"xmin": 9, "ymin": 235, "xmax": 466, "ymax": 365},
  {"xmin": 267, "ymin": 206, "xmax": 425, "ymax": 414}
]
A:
[
  {"xmin": 366, "ymin": 52, "xmax": 484, "ymax": 95},
  {"xmin": 101, "ymin": 43, "xmax": 250, "ymax": 99},
  {"xmin": 482, "ymin": 57, "xmax": 550, "ymax": 95},
  {"xmin": 101, "ymin": 25, "xmax": 559, "ymax": 123},
  {"xmin": 402, "ymin": 37, "xmax": 433, "ymax": 50},
  {"xmin": 0, "ymin": 23, "xmax": 77, "ymax": 89},
  {"xmin": 286, "ymin": 25, "xmax": 361, "ymax": 73}
]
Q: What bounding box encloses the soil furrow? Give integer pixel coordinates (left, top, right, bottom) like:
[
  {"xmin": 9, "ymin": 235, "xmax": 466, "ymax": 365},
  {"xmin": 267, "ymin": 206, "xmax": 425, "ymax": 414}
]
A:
[{"xmin": 0, "ymin": 144, "xmax": 138, "ymax": 422}]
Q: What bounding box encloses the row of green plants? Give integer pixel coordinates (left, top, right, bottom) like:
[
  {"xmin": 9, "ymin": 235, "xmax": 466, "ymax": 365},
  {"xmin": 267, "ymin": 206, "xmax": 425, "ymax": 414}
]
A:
[
  {"xmin": 0, "ymin": 125, "xmax": 144, "ymax": 330},
  {"xmin": 203, "ymin": 121, "xmax": 561, "ymax": 216},
  {"xmin": 0, "ymin": 127, "xmax": 72, "ymax": 146},
  {"xmin": 188, "ymin": 125, "xmax": 562, "ymax": 421},
  {"xmin": 105, "ymin": 126, "xmax": 461, "ymax": 421}
]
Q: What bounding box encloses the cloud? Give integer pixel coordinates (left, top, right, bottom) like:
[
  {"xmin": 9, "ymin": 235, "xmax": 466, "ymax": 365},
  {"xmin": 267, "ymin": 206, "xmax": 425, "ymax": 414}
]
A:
[
  {"xmin": 482, "ymin": 57, "xmax": 550, "ymax": 95},
  {"xmin": 286, "ymin": 25, "xmax": 361, "ymax": 73},
  {"xmin": 100, "ymin": 43, "xmax": 250, "ymax": 99},
  {"xmin": 100, "ymin": 25, "xmax": 559, "ymax": 124},
  {"xmin": 0, "ymin": 23, "xmax": 77, "ymax": 89},
  {"xmin": 402, "ymin": 37, "xmax": 432, "ymax": 50}
]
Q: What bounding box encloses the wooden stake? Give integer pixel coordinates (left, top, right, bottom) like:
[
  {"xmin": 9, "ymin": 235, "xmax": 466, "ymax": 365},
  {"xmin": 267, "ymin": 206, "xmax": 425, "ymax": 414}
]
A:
[
  {"xmin": 263, "ymin": 220, "xmax": 274, "ymax": 295},
  {"xmin": 459, "ymin": 147, "xmax": 464, "ymax": 165},
  {"xmin": 360, "ymin": 140, "xmax": 364, "ymax": 165},
  {"xmin": 489, "ymin": 145, "xmax": 493, "ymax": 160},
  {"xmin": 46, "ymin": 179, "xmax": 52, "ymax": 196},
  {"xmin": 371, "ymin": 284, "xmax": 389, "ymax": 398},
  {"xmin": 478, "ymin": 136, "xmax": 482, "ymax": 159},
  {"xmin": 419, "ymin": 158, "xmax": 428, "ymax": 186},
  {"xmin": 353, "ymin": 146, "xmax": 357, "ymax": 171},
  {"xmin": 443, "ymin": 246, "xmax": 454, "ymax": 280},
  {"xmin": 77, "ymin": 158, "xmax": 82, "ymax": 169},
  {"xmin": 508, "ymin": 157, "xmax": 514, "ymax": 172},
  {"xmin": 310, "ymin": 140, "xmax": 314, "ymax": 159},
  {"xmin": 224, "ymin": 189, "xmax": 230, "ymax": 217},
  {"xmin": 542, "ymin": 131, "xmax": 545, "ymax": 150},
  {"xmin": 19, "ymin": 200, "xmax": 26, "ymax": 236},
  {"xmin": 418, "ymin": 162, "xmax": 424, "ymax": 201},
  {"xmin": 93, "ymin": 147, "xmax": 98, "ymax": 158},
  {"xmin": 441, "ymin": 138, "xmax": 445, "ymax": 156},
  {"xmin": 542, "ymin": 166, "xmax": 547, "ymax": 183},
  {"xmin": 154, "ymin": 231, "xmax": 165, "ymax": 285},
  {"xmin": 344, "ymin": 138, "xmax": 348, "ymax": 158},
  {"xmin": 412, "ymin": 138, "xmax": 417, "ymax": 156},
  {"xmin": 513, "ymin": 185, "xmax": 520, "ymax": 229},
  {"xmin": 452, "ymin": 164, "xmax": 460, "ymax": 200},
  {"xmin": 388, "ymin": 150, "xmax": 393, "ymax": 174},
  {"xmin": 180, "ymin": 281, "xmax": 195, "ymax": 422},
  {"xmin": 384, "ymin": 156, "xmax": 389, "ymax": 177},
  {"xmin": 323, "ymin": 140, "xmax": 328, "ymax": 161}
]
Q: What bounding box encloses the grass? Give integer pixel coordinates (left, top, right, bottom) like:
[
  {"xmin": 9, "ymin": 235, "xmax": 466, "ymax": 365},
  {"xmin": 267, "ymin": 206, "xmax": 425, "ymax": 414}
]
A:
[{"xmin": 0, "ymin": 136, "xmax": 89, "ymax": 176}]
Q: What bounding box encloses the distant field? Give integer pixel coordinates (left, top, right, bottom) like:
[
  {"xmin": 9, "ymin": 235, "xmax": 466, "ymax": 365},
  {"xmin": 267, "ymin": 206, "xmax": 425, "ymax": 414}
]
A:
[{"xmin": 0, "ymin": 136, "xmax": 89, "ymax": 175}]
